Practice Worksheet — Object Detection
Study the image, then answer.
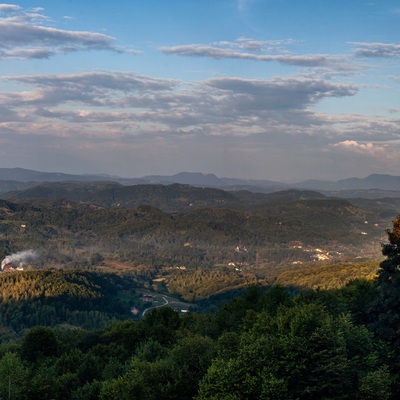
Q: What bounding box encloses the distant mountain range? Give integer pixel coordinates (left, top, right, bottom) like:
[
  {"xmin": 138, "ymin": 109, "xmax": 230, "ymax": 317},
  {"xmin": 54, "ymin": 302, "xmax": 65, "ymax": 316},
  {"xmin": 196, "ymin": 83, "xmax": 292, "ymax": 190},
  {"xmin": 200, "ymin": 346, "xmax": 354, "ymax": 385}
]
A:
[
  {"xmin": 296, "ymin": 174, "xmax": 400, "ymax": 191},
  {"xmin": 0, "ymin": 168, "xmax": 400, "ymax": 198},
  {"xmin": 2, "ymin": 182, "xmax": 328, "ymax": 212}
]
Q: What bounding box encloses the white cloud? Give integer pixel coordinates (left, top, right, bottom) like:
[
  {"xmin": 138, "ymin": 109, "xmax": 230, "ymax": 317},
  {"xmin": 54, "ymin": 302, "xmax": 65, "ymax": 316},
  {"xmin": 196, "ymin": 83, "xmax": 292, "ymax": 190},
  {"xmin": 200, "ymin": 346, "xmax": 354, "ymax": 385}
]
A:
[
  {"xmin": 3, "ymin": 47, "xmax": 54, "ymax": 59},
  {"xmin": 333, "ymin": 140, "xmax": 385, "ymax": 155},
  {"xmin": 0, "ymin": 71, "xmax": 359, "ymax": 141},
  {"xmin": 351, "ymin": 42, "xmax": 400, "ymax": 58},
  {"xmin": 0, "ymin": 4, "xmax": 138, "ymax": 60},
  {"xmin": 0, "ymin": 4, "xmax": 21, "ymax": 12},
  {"xmin": 215, "ymin": 37, "xmax": 294, "ymax": 52},
  {"xmin": 161, "ymin": 41, "xmax": 350, "ymax": 69}
]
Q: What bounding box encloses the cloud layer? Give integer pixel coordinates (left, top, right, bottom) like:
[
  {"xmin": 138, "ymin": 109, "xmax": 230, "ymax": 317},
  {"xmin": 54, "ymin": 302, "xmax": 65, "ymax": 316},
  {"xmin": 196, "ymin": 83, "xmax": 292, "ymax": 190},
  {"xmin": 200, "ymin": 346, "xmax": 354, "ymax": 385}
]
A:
[
  {"xmin": 0, "ymin": 3, "xmax": 399, "ymax": 180},
  {"xmin": 0, "ymin": 71, "xmax": 358, "ymax": 136},
  {"xmin": 0, "ymin": 5, "xmax": 136, "ymax": 60}
]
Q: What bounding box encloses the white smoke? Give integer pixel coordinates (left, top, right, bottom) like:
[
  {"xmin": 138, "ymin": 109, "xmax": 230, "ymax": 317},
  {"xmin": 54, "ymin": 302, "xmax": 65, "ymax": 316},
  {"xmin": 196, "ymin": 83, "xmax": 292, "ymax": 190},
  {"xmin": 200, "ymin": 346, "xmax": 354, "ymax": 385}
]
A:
[{"xmin": 1, "ymin": 250, "xmax": 39, "ymax": 270}]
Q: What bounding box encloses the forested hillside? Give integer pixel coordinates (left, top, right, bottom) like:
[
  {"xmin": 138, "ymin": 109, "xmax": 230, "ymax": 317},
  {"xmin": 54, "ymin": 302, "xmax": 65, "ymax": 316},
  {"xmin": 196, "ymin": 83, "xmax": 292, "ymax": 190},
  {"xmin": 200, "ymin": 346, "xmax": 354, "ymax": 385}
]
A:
[
  {"xmin": 0, "ymin": 255, "xmax": 395, "ymax": 399},
  {"xmin": 0, "ymin": 185, "xmax": 388, "ymax": 271},
  {"xmin": 0, "ymin": 183, "xmax": 393, "ymax": 305},
  {"xmin": 0, "ymin": 211, "xmax": 397, "ymax": 398},
  {"xmin": 0, "ymin": 270, "xmax": 138, "ymax": 340}
]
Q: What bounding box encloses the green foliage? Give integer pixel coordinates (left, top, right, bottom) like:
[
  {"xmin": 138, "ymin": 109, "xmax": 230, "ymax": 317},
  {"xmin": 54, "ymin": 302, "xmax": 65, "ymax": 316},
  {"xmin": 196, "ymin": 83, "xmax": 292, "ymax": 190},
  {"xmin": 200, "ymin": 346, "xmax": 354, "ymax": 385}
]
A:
[
  {"xmin": 359, "ymin": 366, "xmax": 391, "ymax": 400},
  {"xmin": 0, "ymin": 270, "xmax": 135, "ymax": 338},
  {"xmin": 0, "ymin": 206, "xmax": 396, "ymax": 398},
  {"xmin": 135, "ymin": 339, "xmax": 167, "ymax": 362},
  {"xmin": 21, "ymin": 327, "xmax": 59, "ymax": 362},
  {"xmin": 0, "ymin": 276, "xmax": 394, "ymax": 399},
  {"xmin": 199, "ymin": 303, "xmax": 388, "ymax": 400},
  {"xmin": 372, "ymin": 216, "xmax": 400, "ymax": 310},
  {"xmin": 0, "ymin": 352, "xmax": 28, "ymax": 400},
  {"xmin": 70, "ymin": 380, "xmax": 101, "ymax": 400},
  {"xmin": 276, "ymin": 260, "xmax": 379, "ymax": 290},
  {"xmin": 167, "ymin": 267, "xmax": 258, "ymax": 301},
  {"xmin": 98, "ymin": 333, "xmax": 216, "ymax": 400},
  {"xmin": 141, "ymin": 307, "xmax": 181, "ymax": 346},
  {"xmin": 368, "ymin": 214, "xmax": 400, "ymax": 395}
]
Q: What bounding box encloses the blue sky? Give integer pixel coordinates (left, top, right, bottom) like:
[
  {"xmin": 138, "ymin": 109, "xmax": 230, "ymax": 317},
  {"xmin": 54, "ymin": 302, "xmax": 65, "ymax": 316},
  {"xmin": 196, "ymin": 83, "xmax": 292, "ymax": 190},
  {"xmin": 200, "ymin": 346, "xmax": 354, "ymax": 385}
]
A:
[{"xmin": 0, "ymin": 1, "xmax": 399, "ymax": 181}]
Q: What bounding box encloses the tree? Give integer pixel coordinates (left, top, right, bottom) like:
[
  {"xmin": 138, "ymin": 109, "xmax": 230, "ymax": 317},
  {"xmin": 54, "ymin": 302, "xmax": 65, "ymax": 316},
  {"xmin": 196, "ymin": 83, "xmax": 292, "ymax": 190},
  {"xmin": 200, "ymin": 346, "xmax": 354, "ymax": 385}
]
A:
[
  {"xmin": 368, "ymin": 214, "xmax": 400, "ymax": 395},
  {"xmin": 167, "ymin": 335, "xmax": 216, "ymax": 399},
  {"xmin": 0, "ymin": 352, "xmax": 28, "ymax": 400},
  {"xmin": 141, "ymin": 307, "xmax": 181, "ymax": 346},
  {"xmin": 198, "ymin": 303, "xmax": 388, "ymax": 400},
  {"xmin": 21, "ymin": 326, "xmax": 59, "ymax": 363},
  {"xmin": 368, "ymin": 215, "xmax": 400, "ymax": 339}
]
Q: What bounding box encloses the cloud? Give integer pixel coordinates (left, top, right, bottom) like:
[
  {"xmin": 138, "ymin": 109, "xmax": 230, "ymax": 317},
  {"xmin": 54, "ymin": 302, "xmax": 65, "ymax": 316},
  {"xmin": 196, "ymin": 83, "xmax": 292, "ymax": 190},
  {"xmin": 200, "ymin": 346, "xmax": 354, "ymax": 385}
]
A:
[
  {"xmin": 205, "ymin": 77, "xmax": 357, "ymax": 110},
  {"xmin": 333, "ymin": 140, "xmax": 385, "ymax": 155},
  {"xmin": 351, "ymin": 42, "xmax": 400, "ymax": 58},
  {"xmin": 215, "ymin": 37, "xmax": 294, "ymax": 52},
  {"xmin": 2, "ymin": 71, "xmax": 398, "ymax": 174},
  {"xmin": 160, "ymin": 38, "xmax": 354, "ymax": 71},
  {"xmin": 0, "ymin": 71, "xmax": 359, "ymax": 142},
  {"xmin": 161, "ymin": 45, "xmax": 347, "ymax": 68},
  {"xmin": 0, "ymin": 70, "xmax": 398, "ymax": 180},
  {"xmin": 0, "ymin": 4, "xmax": 21, "ymax": 12},
  {"xmin": 1, "ymin": 71, "xmax": 178, "ymax": 107},
  {"xmin": 0, "ymin": 4, "xmax": 138, "ymax": 60},
  {"xmin": 331, "ymin": 138, "xmax": 400, "ymax": 172},
  {"xmin": 3, "ymin": 47, "xmax": 54, "ymax": 59},
  {"xmin": 8, "ymin": 71, "xmax": 177, "ymax": 91}
]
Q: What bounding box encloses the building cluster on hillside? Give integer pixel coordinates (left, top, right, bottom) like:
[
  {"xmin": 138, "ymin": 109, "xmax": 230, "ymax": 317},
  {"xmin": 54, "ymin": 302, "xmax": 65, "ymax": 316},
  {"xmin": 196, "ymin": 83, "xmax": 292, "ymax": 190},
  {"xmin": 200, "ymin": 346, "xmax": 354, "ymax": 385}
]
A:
[{"xmin": 287, "ymin": 241, "xmax": 345, "ymax": 264}]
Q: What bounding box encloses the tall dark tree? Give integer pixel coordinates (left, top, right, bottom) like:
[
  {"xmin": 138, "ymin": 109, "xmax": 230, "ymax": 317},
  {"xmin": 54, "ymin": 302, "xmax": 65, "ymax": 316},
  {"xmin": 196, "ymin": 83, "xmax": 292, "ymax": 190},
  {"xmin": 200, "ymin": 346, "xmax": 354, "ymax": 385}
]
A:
[
  {"xmin": 368, "ymin": 214, "xmax": 400, "ymax": 395},
  {"xmin": 380, "ymin": 213, "xmax": 400, "ymax": 280},
  {"xmin": 369, "ymin": 214, "xmax": 400, "ymax": 343}
]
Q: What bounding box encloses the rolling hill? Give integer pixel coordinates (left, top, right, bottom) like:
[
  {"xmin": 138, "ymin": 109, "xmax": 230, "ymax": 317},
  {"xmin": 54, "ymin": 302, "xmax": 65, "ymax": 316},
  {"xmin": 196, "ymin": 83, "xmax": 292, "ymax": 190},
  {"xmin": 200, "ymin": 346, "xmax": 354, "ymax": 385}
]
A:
[{"xmin": 0, "ymin": 168, "xmax": 399, "ymax": 196}]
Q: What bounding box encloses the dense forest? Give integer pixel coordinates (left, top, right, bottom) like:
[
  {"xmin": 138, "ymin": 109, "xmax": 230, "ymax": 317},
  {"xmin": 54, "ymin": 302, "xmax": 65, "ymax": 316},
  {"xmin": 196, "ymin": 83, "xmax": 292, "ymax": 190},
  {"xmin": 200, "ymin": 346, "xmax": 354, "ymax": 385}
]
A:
[
  {"xmin": 0, "ymin": 183, "xmax": 399, "ymax": 398},
  {"xmin": 0, "ymin": 270, "xmax": 139, "ymax": 341},
  {"xmin": 0, "ymin": 214, "xmax": 398, "ymax": 399}
]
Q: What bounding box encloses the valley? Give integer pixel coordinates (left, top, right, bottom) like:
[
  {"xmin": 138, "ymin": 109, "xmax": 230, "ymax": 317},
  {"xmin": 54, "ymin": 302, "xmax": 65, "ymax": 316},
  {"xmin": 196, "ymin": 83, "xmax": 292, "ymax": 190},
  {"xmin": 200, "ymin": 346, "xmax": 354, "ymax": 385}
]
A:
[{"xmin": 0, "ymin": 171, "xmax": 395, "ymax": 308}]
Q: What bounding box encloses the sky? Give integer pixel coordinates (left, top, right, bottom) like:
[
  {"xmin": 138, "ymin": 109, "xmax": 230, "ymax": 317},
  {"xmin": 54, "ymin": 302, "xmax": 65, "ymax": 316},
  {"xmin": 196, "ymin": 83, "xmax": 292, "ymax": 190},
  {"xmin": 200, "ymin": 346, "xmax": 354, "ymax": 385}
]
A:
[{"xmin": 0, "ymin": 1, "xmax": 399, "ymax": 182}]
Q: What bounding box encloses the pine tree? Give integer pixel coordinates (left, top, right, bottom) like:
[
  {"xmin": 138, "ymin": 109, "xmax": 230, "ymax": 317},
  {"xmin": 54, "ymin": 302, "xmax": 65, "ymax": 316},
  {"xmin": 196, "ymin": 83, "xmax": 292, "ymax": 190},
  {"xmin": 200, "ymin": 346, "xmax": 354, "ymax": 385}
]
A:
[
  {"xmin": 368, "ymin": 214, "xmax": 400, "ymax": 396},
  {"xmin": 370, "ymin": 214, "xmax": 400, "ymax": 345}
]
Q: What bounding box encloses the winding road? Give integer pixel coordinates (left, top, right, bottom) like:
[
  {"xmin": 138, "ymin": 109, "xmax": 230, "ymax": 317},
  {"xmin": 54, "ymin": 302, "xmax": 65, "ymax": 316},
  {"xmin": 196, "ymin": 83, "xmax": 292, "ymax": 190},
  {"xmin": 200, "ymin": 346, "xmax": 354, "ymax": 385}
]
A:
[{"xmin": 142, "ymin": 296, "xmax": 169, "ymax": 317}]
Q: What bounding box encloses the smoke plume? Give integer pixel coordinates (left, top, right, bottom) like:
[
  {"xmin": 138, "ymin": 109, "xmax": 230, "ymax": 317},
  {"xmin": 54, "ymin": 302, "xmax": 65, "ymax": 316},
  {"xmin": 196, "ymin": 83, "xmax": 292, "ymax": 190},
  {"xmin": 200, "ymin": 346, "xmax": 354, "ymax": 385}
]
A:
[{"xmin": 1, "ymin": 250, "xmax": 39, "ymax": 270}]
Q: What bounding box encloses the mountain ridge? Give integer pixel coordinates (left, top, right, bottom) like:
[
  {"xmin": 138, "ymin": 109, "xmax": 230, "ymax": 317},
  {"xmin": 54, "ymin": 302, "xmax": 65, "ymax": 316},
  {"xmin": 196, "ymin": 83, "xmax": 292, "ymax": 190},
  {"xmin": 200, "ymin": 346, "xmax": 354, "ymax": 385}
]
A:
[{"xmin": 0, "ymin": 168, "xmax": 399, "ymax": 194}]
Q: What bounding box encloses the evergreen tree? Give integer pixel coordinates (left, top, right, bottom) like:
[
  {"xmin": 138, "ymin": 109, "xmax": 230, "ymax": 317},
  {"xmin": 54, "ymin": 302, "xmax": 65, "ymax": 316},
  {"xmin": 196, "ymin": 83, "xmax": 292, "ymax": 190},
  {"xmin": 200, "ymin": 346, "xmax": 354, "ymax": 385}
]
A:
[
  {"xmin": 368, "ymin": 214, "xmax": 400, "ymax": 395},
  {"xmin": 369, "ymin": 214, "xmax": 400, "ymax": 345}
]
